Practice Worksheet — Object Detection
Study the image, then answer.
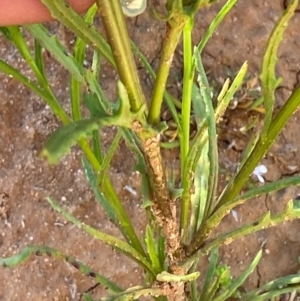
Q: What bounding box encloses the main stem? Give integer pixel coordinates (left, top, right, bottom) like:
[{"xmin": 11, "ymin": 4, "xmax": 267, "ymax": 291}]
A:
[
  {"xmin": 97, "ymin": 2, "xmax": 185, "ymax": 265},
  {"xmin": 96, "ymin": 0, "xmax": 146, "ymax": 112}
]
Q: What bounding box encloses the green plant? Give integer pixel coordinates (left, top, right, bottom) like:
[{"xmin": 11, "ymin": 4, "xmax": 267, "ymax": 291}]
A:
[{"xmin": 1, "ymin": 0, "xmax": 300, "ymax": 300}]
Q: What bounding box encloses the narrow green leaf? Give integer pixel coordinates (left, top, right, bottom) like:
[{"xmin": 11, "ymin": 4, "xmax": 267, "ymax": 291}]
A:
[
  {"xmin": 82, "ymin": 157, "xmax": 117, "ymax": 224},
  {"xmin": 97, "ymin": 130, "xmax": 122, "ymax": 185},
  {"xmin": 41, "ymin": 0, "xmax": 115, "ymax": 67},
  {"xmin": 243, "ymin": 273, "xmax": 300, "ymax": 301},
  {"xmin": 245, "ymin": 285, "xmax": 300, "ymax": 301},
  {"xmin": 145, "ymin": 225, "xmax": 162, "ymax": 273},
  {"xmin": 200, "ymin": 175, "xmax": 300, "ymax": 246},
  {"xmin": 194, "ymin": 48, "xmax": 219, "ymax": 218},
  {"xmin": 215, "ymin": 61, "xmax": 248, "ymax": 123},
  {"xmin": 203, "ymin": 200, "xmax": 300, "ymax": 255},
  {"xmin": 213, "ymin": 250, "xmax": 262, "ymax": 301},
  {"xmin": 183, "ymin": 198, "xmax": 300, "ymax": 269},
  {"xmin": 47, "ymin": 198, "xmax": 155, "ymax": 275},
  {"xmin": 0, "ymin": 246, "xmax": 123, "ymax": 293},
  {"xmin": 0, "ymin": 59, "xmax": 70, "ymax": 124},
  {"xmin": 157, "ymin": 232, "xmax": 166, "ymax": 270},
  {"xmin": 3, "ymin": 26, "xmax": 48, "ymax": 88},
  {"xmin": 197, "ymin": 0, "xmax": 239, "ymax": 53},
  {"xmin": 180, "ymin": 17, "xmax": 197, "ymax": 239},
  {"xmin": 199, "ymin": 248, "xmax": 219, "ymax": 301},
  {"xmin": 85, "ymin": 68, "xmax": 114, "ymax": 114},
  {"xmin": 181, "ymin": 116, "xmax": 208, "ymax": 241},
  {"xmin": 82, "ymin": 152, "xmax": 146, "ymax": 259},
  {"xmin": 260, "ymin": 0, "xmax": 298, "ymax": 137},
  {"xmin": 34, "ymin": 39, "xmax": 46, "ymax": 81},
  {"xmin": 83, "ymin": 156, "xmax": 146, "ymax": 255},
  {"xmin": 26, "ymin": 24, "xmax": 85, "ymax": 82},
  {"xmin": 189, "ymin": 142, "xmax": 209, "ymax": 240},
  {"xmin": 183, "ymin": 63, "xmax": 247, "ymax": 239}
]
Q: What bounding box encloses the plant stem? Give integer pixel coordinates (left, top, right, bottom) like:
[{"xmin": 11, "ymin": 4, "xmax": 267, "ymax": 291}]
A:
[
  {"xmin": 148, "ymin": 13, "xmax": 188, "ymax": 125},
  {"xmin": 180, "ymin": 16, "xmax": 194, "ymax": 241},
  {"xmin": 96, "ymin": 0, "xmax": 146, "ymax": 113},
  {"xmin": 137, "ymin": 131, "xmax": 182, "ymax": 264}
]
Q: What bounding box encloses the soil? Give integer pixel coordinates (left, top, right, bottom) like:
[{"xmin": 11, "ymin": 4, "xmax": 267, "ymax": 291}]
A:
[{"xmin": 1, "ymin": 0, "xmax": 300, "ymax": 300}]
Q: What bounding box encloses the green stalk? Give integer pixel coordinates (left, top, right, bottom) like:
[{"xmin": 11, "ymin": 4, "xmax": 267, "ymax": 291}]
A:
[
  {"xmin": 131, "ymin": 42, "xmax": 182, "ymax": 130},
  {"xmin": 71, "ymin": 37, "xmax": 85, "ymax": 121},
  {"xmin": 148, "ymin": 13, "xmax": 188, "ymax": 125},
  {"xmin": 96, "ymin": 0, "xmax": 146, "ymax": 113},
  {"xmin": 180, "ymin": 17, "xmax": 195, "ymax": 239}
]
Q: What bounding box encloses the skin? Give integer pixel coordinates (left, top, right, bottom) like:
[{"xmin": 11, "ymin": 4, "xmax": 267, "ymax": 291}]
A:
[{"xmin": 0, "ymin": 0, "xmax": 95, "ymax": 26}]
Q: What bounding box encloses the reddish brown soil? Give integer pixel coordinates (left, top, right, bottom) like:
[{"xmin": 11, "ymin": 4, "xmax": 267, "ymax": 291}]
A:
[{"xmin": 1, "ymin": 0, "xmax": 300, "ymax": 300}]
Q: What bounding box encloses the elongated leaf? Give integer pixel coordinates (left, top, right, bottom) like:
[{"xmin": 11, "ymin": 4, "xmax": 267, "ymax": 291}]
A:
[
  {"xmin": 215, "ymin": 61, "xmax": 248, "ymax": 123},
  {"xmin": 97, "ymin": 130, "xmax": 122, "ymax": 185},
  {"xmin": 246, "ymin": 286, "xmax": 300, "ymax": 301},
  {"xmin": 213, "ymin": 250, "xmax": 262, "ymax": 301},
  {"xmin": 69, "ymin": 5, "xmax": 98, "ymax": 121},
  {"xmin": 183, "ymin": 198, "xmax": 300, "ymax": 270},
  {"xmin": 243, "ymin": 273, "xmax": 300, "ymax": 301},
  {"xmin": 3, "ymin": 26, "xmax": 49, "ymax": 88},
  {"xmin": 203, "ymin": 200, "xmax": 300, "ymax": 255},
  {"xmin": 82, "ymin": 155, "xmax": 145, "ymax": 256},
  {"xmin": 145, "ymin": 225, "xmax": 162, "ymax": 273},
  {"xmin": 156, "ymin": 271, "xmax": 200, "ymax": 282},
  {"xmin": 209, "ymin": 175, "xmax": 300, "ymax": 231},
  {"xmin": 26, "ymin": 24, "xmax": 85, "ymax": 82},
  {"xmin": 0, "ymin": 59, "xmax": 70, "ymax": 124},
  {"xmin": 41, "ymin": 0, "xmax": 115, "ymax": 67},
  {"xmin": 260, "ymin": 0, "xmax": 298, "ymax": 137},
  {"xmin": 102, "ymin": 285, "xmax": 164, "ymax": 301},
  {"xmin": 82, "ymin": 157, "xmax": 117, "ymax": 223},
  {"xmin": 197, "ymin": 0, "xmax": 239, "ymax": 53},
  {"xmin": 47, "ymin": 198, "xmax": 154, "ymax": 275},
  {"xmin": 197, "ymin": 176, "xmax": 300, "ymax": 248},
  {"xmin": 184, "ymin": 62, "xmax": 247, "ymax": 237},
  {"xmin": 215, "ymin": 83, "xmax": 300, "ymax": 215},
  {"xmin": 199, "ymin": 248, "xmax": 219, "ymax": 301},
  {"xmin": 189, "ymin": 141, "xmax": 209, "ymax": 240},
  {"xmin": 194, "ymin": 49, "xmax": 219, "ymax": 218},
  {"xmin": 0, "ymin": 246, "xmax": 122, "ymax": 293},
  {"xmin": 34, "ymin": 39, "xmax": 46, "ymax": 81}
]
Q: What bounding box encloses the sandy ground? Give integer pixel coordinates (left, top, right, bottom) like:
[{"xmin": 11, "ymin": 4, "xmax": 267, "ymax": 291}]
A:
[{"xmin": 1, "ymin": 0, "xmax": 300, "ymax": 300}]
